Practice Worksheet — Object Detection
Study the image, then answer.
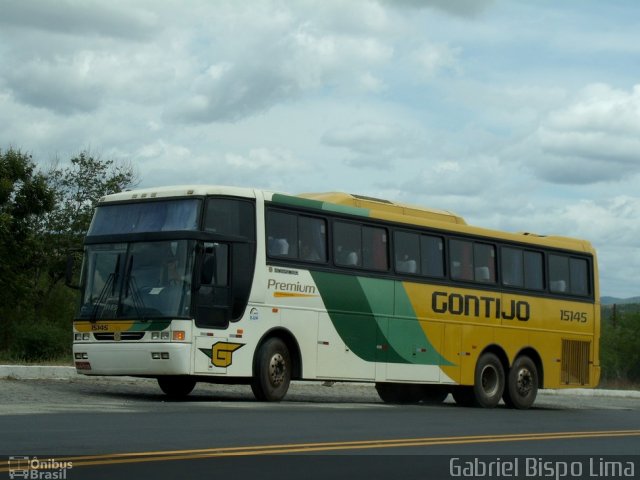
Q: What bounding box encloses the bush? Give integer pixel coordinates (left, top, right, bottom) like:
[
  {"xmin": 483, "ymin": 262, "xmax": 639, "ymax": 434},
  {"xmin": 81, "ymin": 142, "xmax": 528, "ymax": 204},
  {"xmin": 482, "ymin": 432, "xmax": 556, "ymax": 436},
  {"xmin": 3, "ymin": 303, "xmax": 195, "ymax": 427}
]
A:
[
  {"xmin": 9, "ymin": 321, "xmax": 70, "ymax": 362},
  {"xmin": 600, "ymin": 308, "xmax": 640, "ymax": 385}
]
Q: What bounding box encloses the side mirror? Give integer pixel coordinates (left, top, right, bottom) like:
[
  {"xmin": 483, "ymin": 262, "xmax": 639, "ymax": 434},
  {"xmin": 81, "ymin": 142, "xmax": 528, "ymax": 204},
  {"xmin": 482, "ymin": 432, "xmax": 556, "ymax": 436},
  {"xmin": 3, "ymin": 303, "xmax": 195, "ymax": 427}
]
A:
[{"xmin": 65, "ymin": 251, "xmax": 81, "ymax": 290}]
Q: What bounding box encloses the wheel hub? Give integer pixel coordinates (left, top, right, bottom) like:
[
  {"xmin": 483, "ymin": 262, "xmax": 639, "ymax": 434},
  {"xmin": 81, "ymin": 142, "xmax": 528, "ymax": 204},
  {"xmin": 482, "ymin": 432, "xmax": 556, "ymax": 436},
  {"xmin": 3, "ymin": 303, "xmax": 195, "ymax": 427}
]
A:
[
  {"xmin": 480, "ymin": 365, "xmax": 499, "ymax": 397},
  {"xmin": 515, "ymin": 368, "xmax": 533, "ymax": 396},
  {"xmin": 269, "ymin": 353, "xmax": 286, "ymax": 386}
]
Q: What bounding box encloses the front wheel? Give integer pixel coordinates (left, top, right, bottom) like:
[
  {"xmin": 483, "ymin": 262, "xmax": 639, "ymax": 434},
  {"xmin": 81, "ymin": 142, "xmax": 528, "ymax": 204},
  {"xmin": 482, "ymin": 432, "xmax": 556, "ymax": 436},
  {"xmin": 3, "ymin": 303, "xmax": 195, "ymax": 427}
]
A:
[
  {"xmin": 157, "ymin": 376, "xmax": 196, "ymax": 399},
  {"xmin": 251, "ymin": 337, "xmax": 291, "ymax": 402},
  {"xmin": 503, "ymin": 355, "xmax": 538, "ymax": 409}
]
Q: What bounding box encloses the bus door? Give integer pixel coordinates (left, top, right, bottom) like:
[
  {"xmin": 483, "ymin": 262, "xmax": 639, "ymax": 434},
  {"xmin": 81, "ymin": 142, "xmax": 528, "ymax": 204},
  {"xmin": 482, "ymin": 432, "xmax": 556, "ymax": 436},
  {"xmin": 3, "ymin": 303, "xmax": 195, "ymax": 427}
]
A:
[{"xmin": 194, "ymin": 242, "xmax": 231, "ymax": 328}]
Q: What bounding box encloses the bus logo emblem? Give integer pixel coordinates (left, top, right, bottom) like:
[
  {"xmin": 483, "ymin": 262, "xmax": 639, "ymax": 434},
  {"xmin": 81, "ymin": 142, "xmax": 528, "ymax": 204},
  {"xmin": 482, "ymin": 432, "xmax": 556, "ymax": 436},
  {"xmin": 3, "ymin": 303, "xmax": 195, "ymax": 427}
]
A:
[
  {"xmin": 114, "ymin": 331, "xmax": 122, "ymax": 342},
  {"xmin": 212, "ymin": 342, "xmax": 244, "ymax": 368}
]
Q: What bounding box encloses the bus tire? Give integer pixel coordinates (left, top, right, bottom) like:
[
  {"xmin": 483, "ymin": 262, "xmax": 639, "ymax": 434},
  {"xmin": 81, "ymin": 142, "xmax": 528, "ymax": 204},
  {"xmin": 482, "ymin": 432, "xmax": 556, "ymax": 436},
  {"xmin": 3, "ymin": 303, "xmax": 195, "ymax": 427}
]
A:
[
  {"xmin": 473, "ymin": 352, "xmax": 505, "ymax": 408},
  {"xmin": 375, "ymin": 383, "xmax": 422, "ymax": 404},
  {"xmin": 503, "ymin": 355, "xmax": 538, "ymax": 409},
  {"xmin": 422, "ymin": 385, "xmax": 449, "ymax": 404},
  {"xmin": 157, "ymin": 376, "xmax": 196, "ymax": 399},
  {"xmin": 251, "ymin": 337, "xmax": 291, "ymax": 402}
]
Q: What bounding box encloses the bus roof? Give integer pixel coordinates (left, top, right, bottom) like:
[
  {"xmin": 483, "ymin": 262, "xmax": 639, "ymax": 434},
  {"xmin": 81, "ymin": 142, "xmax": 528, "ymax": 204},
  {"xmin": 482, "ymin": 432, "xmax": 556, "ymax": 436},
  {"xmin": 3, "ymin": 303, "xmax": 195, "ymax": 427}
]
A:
[
  {"xmin": 277, "ymin": 191, "xmax": 594, "ymax": 254},
  {"xmin": 98, "ymin": 185, "xmax": 594, "ymax": 254},
  {"xmin": 298, "ymin": 192, "xmax": 467, "ymax": 225},
  {"xmin": 98, "ymin": 185, "xmax": 257, "ymax": 203}
]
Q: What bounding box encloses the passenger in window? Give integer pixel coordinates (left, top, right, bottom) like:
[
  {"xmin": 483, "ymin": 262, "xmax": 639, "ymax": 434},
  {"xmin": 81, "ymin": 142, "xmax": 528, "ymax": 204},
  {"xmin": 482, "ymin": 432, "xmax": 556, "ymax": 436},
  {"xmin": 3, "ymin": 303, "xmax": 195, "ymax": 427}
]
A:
[
  {"xmin": 268, "ymin": 237, "xmax": 290, "ymax": 256},
  {"xmin": 397, "ymin": 254, "xmax": 417, "ymax": 274},
  {"xmin": 300, "ymin": 241, "xmax": 321, "ymax": 261},
  {"xmin": 336, "ymin": 245, "xmax": 359, "ymax": 266}
]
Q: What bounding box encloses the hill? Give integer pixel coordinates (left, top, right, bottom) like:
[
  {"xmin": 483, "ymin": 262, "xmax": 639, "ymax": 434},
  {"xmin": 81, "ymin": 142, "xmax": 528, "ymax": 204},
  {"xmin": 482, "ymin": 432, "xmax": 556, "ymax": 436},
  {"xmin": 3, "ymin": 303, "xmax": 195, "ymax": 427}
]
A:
[{"xmin": 601, "ymin": 296, "xmax": 640, "ymax": 305}]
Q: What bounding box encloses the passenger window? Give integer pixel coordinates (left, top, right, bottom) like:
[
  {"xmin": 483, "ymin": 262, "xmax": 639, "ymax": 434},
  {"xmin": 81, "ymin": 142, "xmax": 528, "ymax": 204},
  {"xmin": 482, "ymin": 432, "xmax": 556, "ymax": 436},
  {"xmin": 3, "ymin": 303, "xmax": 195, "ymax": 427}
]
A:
[
  {"xmin": 451, "ymin": 240, "xmax": 495, "ymax": 283},
  {"xmin": 204, "ymin": 198, "xmax": 255, "ymax": 240},
  {"xmin": 334, "ymin": 222, "xmax": 361, "ymax": 267},
  {"xmin": 450, "ymin": 240, "xmax": 473, "ymax": 281},
  {"xmin": 421, "ymin": 235, "xmax": 444, "ymax": 278},
  {"xmin": 266, "ymin": 211, "xmax": 298, "ymax": 259},
  {"xmin": 502, "ymin": 247, "xmax": 524, "ymax": 287},
  {"xmin": 299, "ymin": 216, "xmax": 327, "ymax": 263},
  {"xmin": 395, "ymin": 231, "xmax": 420, "ymax": 274},
  {"xmin": 474, "ymin": 243, "xmax": 496, "ymax": 283},
  {"xmin": 502, "ymin": 248, "xmax": 543, "ymax": 290},
  {"xmin": 570, "ymin": 258, "xmax": 589, "ymax": 296},
  {"xmin": 334, "ymin": 222, "xmax": 388, "ymax": 271},
  {"xmin": 524, "ymin": 251, "xmax": 544, "ymax": 290},
  {"xmin": 363, "ymin": 226, "xmax": 388, "ymax": 271},
  {"xmin": 549, "ymin": 254, "xmax": 570, "ymax": 293}
]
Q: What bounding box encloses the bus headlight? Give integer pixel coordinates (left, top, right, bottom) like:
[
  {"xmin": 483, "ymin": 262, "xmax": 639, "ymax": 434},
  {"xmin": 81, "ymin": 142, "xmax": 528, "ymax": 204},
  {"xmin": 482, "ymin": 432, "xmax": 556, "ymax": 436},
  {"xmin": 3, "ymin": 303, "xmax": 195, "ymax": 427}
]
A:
[
  {"xmin": 161, "ymin": 331, "xmax": 170, "ymax": 340},
  {"xmin": 151, "ymin": 332, "xmax": 160, "ymax": 340},
  {"xmin": 82, "ymin": 333, "xmax": 90, "ymax": 341}
]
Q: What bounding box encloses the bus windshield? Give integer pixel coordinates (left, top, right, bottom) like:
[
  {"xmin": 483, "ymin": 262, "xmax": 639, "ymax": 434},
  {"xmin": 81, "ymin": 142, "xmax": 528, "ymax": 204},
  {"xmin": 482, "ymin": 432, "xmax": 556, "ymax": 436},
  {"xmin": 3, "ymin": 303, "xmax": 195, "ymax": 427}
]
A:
[
  {"xmin": 78, "ymin": 240, "xmax": 195, "ymax": 320},
  {"xmin": 88, "ymin": 199, "xmax": 201, "ymax": 236}
]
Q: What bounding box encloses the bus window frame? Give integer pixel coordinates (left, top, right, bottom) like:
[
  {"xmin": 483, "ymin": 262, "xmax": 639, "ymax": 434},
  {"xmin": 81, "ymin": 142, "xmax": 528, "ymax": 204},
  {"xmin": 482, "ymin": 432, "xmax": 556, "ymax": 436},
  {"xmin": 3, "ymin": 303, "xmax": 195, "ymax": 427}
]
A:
[{"xmin": 263, "ymin": 201, "xmax": 595, "ymax": 303}]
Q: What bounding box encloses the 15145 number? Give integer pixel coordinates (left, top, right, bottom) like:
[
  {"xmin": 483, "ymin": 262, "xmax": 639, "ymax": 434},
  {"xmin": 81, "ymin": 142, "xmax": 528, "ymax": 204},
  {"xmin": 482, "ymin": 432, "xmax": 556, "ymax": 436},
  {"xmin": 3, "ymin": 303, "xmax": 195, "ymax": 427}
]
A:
[{"xmin": 560, "ymin": 310, "xmax": 587, "ymax": 323}]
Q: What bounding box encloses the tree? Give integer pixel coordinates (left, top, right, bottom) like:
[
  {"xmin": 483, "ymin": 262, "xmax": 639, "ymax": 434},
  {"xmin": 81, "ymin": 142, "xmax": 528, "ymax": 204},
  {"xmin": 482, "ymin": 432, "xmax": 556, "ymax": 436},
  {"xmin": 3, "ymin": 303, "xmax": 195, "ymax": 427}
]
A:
[
  {"xmin": 601, "ymin": 307, "xmax": 640, "ymax": 385},
  {"xmin": 0, "ymin": 148, "xmax": 55, "ymax": 305},
  {"xmin": 38, "ymin": 151, "xmax": 138, "ymax": 289},
  {"xmin": 0, "ymin": 147, "xmax": 138, "ymax": 359},
  {"xmin": 1, "ymin": 148, "xmax": 56, "ymax": 350}
]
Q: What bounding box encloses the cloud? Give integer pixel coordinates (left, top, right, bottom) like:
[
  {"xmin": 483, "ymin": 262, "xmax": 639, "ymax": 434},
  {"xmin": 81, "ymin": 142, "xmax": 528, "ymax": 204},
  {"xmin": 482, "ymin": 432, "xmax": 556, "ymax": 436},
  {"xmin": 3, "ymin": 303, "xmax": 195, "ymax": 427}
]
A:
[
  {"xmin": 498, "ymin": 196, "xmax": 640, "ymax": 297},
  {"xmin": 321, "ymin": 122, "xmax": 425, "ymax": 167},
  {"xmin": 3, "ymin": 53, "xmax": 106, "ymax": 114},
  {"xmin": 167, "ymin": 9, "xmax": 394, "ymax": 123},
  {"xmin": 0, "ymin": 0, "xmax": 157, "ymax": 40},
  {"xmin": 223, "ymin": 147, "xmax": 305, "ymax": 173},
  {"xmin": 377, "ymin": 0, "xmax": 495, "ymax": 18},
  {"xmin": 398, "ymin": 155, "xmax": 505, "ymax": 198},
  {"xmin": 412, "ymin": 42, "xmax": 461, "ymax": 79},
  {"xmin": 525, "ymin": 84, "xmax": 640, "ymax": 184}
]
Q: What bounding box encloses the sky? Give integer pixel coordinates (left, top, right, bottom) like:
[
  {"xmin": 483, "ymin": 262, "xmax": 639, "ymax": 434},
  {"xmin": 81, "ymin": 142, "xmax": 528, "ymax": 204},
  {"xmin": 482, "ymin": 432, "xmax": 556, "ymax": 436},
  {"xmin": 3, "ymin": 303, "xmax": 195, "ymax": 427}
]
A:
[{"xmin": 1, "ymin": 0, "xmax": 639, "ymax": 298}]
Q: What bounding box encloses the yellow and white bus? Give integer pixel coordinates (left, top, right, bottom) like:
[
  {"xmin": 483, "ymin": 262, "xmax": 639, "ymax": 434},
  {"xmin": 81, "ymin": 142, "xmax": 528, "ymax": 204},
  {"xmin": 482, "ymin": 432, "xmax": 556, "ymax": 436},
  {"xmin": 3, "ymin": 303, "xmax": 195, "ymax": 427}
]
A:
[{"xmin": 72, "ymin": 185, "xmax": 600, "ymax": 409}]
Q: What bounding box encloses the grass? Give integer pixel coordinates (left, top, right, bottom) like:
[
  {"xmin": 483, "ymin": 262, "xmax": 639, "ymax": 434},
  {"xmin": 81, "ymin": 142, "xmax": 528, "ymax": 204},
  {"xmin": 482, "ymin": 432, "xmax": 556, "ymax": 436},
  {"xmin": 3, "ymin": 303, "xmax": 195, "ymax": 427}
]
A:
[{"xmin": 0, "ymin": 351, "xmax": 72, "ymax": 365}]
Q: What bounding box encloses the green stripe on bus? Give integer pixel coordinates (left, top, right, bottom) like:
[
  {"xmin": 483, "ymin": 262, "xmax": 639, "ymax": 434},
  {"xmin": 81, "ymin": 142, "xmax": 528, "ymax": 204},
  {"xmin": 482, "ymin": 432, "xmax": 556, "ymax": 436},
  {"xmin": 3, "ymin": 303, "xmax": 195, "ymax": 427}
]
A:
[
  {"xmin": 393, "ymin": 283, "xmax": 453, "ymax": 366},
  {"xmin": 310, "ymin": 271, "xmax": 449, "ymax": 366},
  {"xmin": 271, "ymin": 194, "xmax": 370, "ymax": 217}
]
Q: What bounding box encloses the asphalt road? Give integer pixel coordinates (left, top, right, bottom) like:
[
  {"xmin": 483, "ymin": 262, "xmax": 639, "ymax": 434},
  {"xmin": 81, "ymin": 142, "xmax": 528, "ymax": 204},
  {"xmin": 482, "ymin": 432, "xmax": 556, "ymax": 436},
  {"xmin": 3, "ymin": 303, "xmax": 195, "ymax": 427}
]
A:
[{"xmin": 1, "ymin": 378, "xmax": 639, "ymax": 479}]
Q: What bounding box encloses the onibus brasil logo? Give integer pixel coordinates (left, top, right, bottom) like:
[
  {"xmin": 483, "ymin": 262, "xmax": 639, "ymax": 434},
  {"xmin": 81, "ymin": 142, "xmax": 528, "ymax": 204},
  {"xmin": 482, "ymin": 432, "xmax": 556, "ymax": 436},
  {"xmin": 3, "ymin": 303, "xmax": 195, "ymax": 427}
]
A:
[{"xmin": 8, "ymin": 456, "xmax": 73, "ymax": 479}]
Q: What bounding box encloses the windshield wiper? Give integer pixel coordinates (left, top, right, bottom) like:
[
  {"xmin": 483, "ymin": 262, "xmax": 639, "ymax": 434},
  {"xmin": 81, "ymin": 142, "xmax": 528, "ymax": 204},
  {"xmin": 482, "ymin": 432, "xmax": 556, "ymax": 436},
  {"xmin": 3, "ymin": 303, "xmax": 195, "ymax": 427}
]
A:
[
  {"xmin": 122, "ymin": 255, "xmax": 148, "ymax": 321},
  {"xmin": 91, "ymin": 273, "xmax": 116, "ymax": 322},
  {"xmin": 90, "ymin": 254, "xmax": 121, "ymax": 321}
]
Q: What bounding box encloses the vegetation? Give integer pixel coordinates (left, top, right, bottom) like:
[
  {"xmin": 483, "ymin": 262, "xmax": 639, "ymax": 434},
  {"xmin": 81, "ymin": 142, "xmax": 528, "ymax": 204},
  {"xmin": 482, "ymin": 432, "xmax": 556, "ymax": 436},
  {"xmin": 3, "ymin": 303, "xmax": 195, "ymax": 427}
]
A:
[
  {"xmin": 600, "ymin": 303, "xmax": 640, "ymax": 388},
  {"xmin": 0, "ymin": 148, "xmax": 136, "ymax": 362}
]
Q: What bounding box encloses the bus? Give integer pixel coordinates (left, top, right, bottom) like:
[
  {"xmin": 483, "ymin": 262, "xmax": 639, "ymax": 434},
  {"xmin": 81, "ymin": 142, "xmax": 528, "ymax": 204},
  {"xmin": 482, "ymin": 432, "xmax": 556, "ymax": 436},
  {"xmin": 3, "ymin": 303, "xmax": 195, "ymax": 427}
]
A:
[{"xmin": 72, "ymin": 185, "xmax": 600, "ymax": 409}]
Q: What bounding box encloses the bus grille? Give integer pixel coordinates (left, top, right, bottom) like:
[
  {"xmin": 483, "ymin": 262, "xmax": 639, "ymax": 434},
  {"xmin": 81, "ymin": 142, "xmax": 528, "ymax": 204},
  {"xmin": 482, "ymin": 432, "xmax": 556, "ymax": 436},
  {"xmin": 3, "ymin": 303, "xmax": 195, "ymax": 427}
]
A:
[
  {"xmin": 94, "ymin": 332, "xmax": 145, "ymax": 341},
  {"xmin": 561, "ymin": 339, "xmax": 590, "ymax": 385}
]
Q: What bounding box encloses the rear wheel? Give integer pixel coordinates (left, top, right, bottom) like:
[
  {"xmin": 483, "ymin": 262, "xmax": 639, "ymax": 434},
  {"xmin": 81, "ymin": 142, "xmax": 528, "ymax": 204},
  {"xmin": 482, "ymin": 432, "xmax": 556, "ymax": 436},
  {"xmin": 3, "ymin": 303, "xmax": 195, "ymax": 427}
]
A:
[
  {"xmin": 503, "ymin": 355, "xmax": 538, "ymax": 409},
  {"xmin": 157, "ymin": 376, "xmax": 196, "ymax": 399},
  {"xmin": 473, "ymin": 352, "xmax": 505, "ymax": 408},
  {"xmin": 251, "ymin": 337, "xmax": 291, "ymax": 402}
]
